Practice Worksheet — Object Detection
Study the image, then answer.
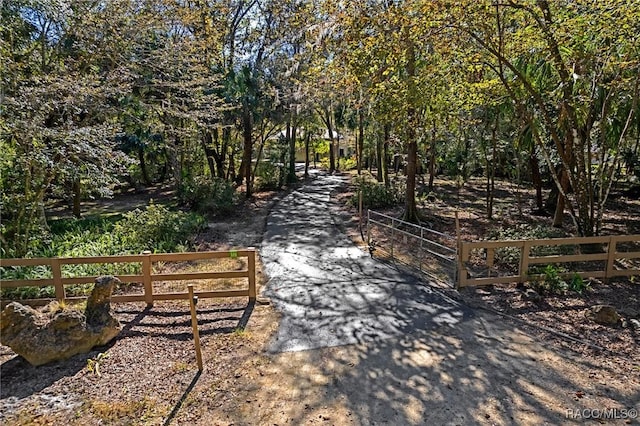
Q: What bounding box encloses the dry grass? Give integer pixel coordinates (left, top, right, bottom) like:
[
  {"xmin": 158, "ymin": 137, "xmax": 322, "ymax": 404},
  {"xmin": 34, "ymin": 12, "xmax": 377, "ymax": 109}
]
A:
[{"xmin": 89, "ymin": 396, "xmax": 162, "ymax": 424}]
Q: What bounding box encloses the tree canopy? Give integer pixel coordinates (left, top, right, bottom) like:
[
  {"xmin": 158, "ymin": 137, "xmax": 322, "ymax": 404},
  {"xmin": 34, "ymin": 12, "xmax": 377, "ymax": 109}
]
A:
[{"xmin": 1, "ymin": 0, "xmax": 639, "ymax": 256}]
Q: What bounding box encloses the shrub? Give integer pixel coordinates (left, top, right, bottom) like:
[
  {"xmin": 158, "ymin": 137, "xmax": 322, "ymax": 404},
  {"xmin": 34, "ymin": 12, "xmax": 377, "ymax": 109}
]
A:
[
  {"xmin": 114, "ymin": 203, "xmax": 205, "ymax": 253},
  {"xmin": 1, "ymin": 204, "xmax": 205, "ymax": 299},
  {"xmin": 254, "ymin": 161, "xmax": 282, "ymax": 191},
  {"xmin": 178, "ymin": 176, "xmax": 237, "ymax": 215},
  {"xmin": 568, "ymin": 273, "xmax": 591, "ymax": 294},
  {"xmin": 338, "ymin": 157, "xmax": 358, "ymax": 170},
  {"xmin": 350, "ymin": 177, "xmax": 404, "ymax": 209},
  {"xmin": 529, "ymin": 264, "xmax": 568, "ymax": 295},
  {"xmin": 488, "ymin": 224, "xmax": 568, "ymax": 267}
]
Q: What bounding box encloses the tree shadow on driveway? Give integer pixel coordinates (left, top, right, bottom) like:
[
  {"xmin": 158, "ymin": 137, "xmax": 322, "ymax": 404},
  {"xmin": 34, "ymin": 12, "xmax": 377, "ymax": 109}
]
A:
[{"xmin": 252, "ymin": 173, "xmax": 640, "ymax": 425}]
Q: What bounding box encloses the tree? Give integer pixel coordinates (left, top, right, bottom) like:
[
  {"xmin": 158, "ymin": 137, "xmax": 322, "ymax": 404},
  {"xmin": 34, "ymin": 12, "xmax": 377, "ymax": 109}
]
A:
[
  {"xmin": 449, "ymin": 0, "xmax": 640, "ymax": 236},
  {"xmin": 1, "ymin": 0, "xmax": 137, "ymax": 254},
  {"xmin": 334, "ymin": 0, "xmax": 446, "ymax": 222}
]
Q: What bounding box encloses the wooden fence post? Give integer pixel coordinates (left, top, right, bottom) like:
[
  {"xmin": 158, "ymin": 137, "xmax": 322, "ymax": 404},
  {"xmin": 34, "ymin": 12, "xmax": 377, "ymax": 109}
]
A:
[
  {"xmin": 457, "ymin": 243, "xmax": 468, "ymax": 288},
  {"xmin": 605, "ymin": 236, "xmax": 617, "ymax": 281},
  {"xmin": 188, "ymin": 285, "xmax": 203, "ymax": 371},
  {"xmin": 51, "ymin": 258, "xmax": 64, "ymax": 302},
  {"xmin": 142, "ymin": 250, "xmax": 153, "ymax": 307},
  {"xmin": 518, "ymin": 241, "xmax": 531, "ymax": 284},
  {"xmin": 248, "ymin": 247, "xmax": 256, "ymax": 301}
]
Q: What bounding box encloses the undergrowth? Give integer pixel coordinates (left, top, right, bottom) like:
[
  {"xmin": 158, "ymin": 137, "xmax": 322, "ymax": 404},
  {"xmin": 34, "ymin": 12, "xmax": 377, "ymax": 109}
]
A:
[
  {"xmin": 528, "ymin": 265, "xmax": 592, "ymax": 296},
  {"xmin": 488, "ymin": 224, "xmax": 570, "ymax": 267},
  {"xmin": 178, "ymin": 176, "xmax": 236, "ymax": 216},
  {"xmin": 1, "ymin": 204, "xmax": 205, "ymax": 299},
  {"xmin": 350, "ymin": 176, "xmax": 404, "ymax": 209}
]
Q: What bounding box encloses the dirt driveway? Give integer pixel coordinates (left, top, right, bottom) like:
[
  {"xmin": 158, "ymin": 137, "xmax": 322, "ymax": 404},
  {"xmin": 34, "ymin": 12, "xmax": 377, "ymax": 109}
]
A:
[
  {"xmin": 239, "ymin": 173, "xmax": 639, "ymax": 425},
  {"xmin": 1, "ymin": 172, "xmax": 637, "ymax": 425}
]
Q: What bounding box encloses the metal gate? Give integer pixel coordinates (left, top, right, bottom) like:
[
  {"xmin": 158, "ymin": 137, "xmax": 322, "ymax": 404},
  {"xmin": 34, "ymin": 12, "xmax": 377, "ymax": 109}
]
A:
[{"xmin": 366, "ymin": 210, "xmax": 458, "ymax": 286}]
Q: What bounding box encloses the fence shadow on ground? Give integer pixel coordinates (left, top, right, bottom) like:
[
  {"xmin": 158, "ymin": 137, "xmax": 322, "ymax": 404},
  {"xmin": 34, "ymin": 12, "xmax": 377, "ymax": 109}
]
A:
[{"xmin": 0, "ymin": 300, "xmax": 255, "ymax": 402}]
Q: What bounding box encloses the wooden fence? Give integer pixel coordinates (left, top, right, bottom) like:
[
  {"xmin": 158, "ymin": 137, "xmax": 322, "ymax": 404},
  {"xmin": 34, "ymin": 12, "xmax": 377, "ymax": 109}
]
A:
[
  {"xmin": 458, "ymin": 235, "xmax": 640, "ymax": 287},
  {"xmin": 0, "ymin": 249, "xmax": 256, "ymax": 306}
]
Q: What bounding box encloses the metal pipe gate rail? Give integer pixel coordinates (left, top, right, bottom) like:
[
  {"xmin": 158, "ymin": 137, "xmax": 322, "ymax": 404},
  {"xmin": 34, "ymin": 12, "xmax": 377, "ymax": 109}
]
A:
[{"xmin": 366, "ymin": 210, "xmax": 458, "ymax": 285}]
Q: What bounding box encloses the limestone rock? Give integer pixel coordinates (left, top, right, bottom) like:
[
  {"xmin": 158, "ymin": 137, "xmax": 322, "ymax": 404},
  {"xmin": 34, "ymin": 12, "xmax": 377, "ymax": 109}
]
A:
[
  {"xmin": 584, "ymin": 304, "xmax": 620, "ymax": 326},
  {"xmin": 0, "ymin": 276, "xmax": 122, "ymax": 366}
]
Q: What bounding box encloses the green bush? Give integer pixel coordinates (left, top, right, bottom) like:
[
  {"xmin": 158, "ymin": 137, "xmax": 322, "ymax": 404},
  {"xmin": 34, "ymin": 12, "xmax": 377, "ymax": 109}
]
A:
[
  {"xmin": 338, "ymin": 157, "xmax": 358, "ymax": 170},
  {"xmin": 178, "ymin": 176, "xmax": 237, "ymax": 215},
  {"xmin": 528, "ymin": 265, "xmax": 592, "ymax": 296},
  {"xmin": 568, "ymin": 273, "xmax": 591, "ymax": 294},
  {"xmin": 530, "ymin": 264, "xmax": 568, "ymax": 295},
  {"xmin": 255, "ymin": 161, "xmax": 282, "ymax": 191},
  {"xmin": 350, "ymin": 176, "xmax": 404, "ymax": 209},
  {"xmin": 114, "ymin": 203, "xmax": 205, "ymax": 253},
  {"xmin": 488, "ymin": 224, "xmax": 568, "ymax": 267},
  {"xmin": 1, "ymin": 204, "xmax": 205, "ymax": 299}
]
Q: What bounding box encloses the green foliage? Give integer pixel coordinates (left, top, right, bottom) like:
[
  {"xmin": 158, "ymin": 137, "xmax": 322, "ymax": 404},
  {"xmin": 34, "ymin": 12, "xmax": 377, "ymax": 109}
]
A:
[
  {"xmin": 114, "ymin": 203, "xmax": 205, "ymax": 253},
  {"xmin": 568, "ymin": 273, "xmax": 590, "ymax": 294},
  {"xmin": 319, "ymin": 157, "xmax": 331, "ymax": 169},
  {"xmin": 488, "ymin": 224, "xmax": 568, "ymax": 266},
  {"xmin": 254, "ymin": 161, "xmax": 283, "ymax": 191},
  {"xmin": 178, "ymin": 177, "xmax": 237, "ymax": 216},
  {"xmin": 350, "ymin": 176, "xmax": 404, "ymax": 209},
  {"xmin": 531, "ymin": 264, "xmax": 568, "ymax": 295},
  {"xmin": 1, "ymin": 204, "xmax": 204, "ymax": 299},
  {"xmin": 489, "ymin": 224, "xmax": 566, "ymax": 241},
  {"xmin": 527, "ymin": 266, "xmax": 590, "ymax": 296},
  {"xmin": 338, "ymin": 157, "xmax": 358, "ymax": 170}
]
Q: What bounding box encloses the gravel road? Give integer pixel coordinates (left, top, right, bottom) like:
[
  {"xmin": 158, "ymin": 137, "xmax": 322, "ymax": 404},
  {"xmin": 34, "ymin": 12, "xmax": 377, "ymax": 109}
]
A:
[
  {"xmin": 256, "ymin": 173, "xmax": 638, "ymax": 425},
  {"xmin": 261, "ymin": 173, "xmax": 471, "ymax": 352}
]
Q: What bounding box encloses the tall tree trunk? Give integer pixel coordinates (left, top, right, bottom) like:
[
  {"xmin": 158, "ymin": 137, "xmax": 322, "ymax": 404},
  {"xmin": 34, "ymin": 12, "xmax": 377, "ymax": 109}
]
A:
[
  {"xmin": 304, "ymin": 131, "xmax": 310, "ymax": 178},
  {"xmin": 323, "ymin": 107, "xmax": 336, "ymax": 173},
  {"xmin": 213, "ymin": 127, "xmax": 230, "ymax": 179},
  {"xmin": 383, "ymin": 124, "xmax": 390, "ymax": 188},
  {"xmin": 357, "ymin": 110, "xmax": 364, "ymax": 175},
  {"xmin": 313, "ymin": 146, "xmax": 317, "ymax": 168},
  {"xmin": 138, "ymin": 147, "xmax": 152, "ymax": 186},
  {"xmin": 553, "ymin": 167, "xmax": 570, "ymax": 227},
  {"xmin": 201, "ymin": 131, "xmax": 217, "ymax": 179},
  {"xmin": 376, "ymin": 132, "xmax": 383, "ymax": 182},
  {"xmin": 335, "ymin": 130, "xmax": 341, "ymax": 171},
  {"xmin": 403, "ymin": 36, "xmax": 419, "ymax": 223},
  {"xmin": 404, "ymin": 134, "xmax": 418, "ymax": 222},
  {"xmin": 227, "ymin": 150, "xmax": 236, "ymax": 182},
  {"xmin": 242, "ymin": 105, "xmax": 253, "ymax": 197},
  {"xmin": 486, "ymin": 116, "xmax": 498, "ymax": 219},
  {"xmin": 287, "ymin": 117, "xmax": 297, "ymax": 184},
  {"xmin": 428, "ymin": 119, "xmax": 437, "ymax": 192},
  {"xmin": 253, "ymin": 135, "xmax": 265, "ymax": 185},
  {"xmin": 159, "ymin": 148, "xmax": 169, "ymax": 182},
  {"xmin": 278, "ymin": 146, "xmax": 286, "ymax": 188},
  {"xmin": 529, "ymin": 145, "xmax": 544, "ymax": 211}
]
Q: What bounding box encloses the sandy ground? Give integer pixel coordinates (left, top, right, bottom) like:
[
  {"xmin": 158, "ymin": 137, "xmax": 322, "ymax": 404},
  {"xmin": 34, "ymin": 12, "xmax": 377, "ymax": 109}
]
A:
[{"xmin": 1, "ymin": 170, "xmax": 639, "ymax": 425}]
